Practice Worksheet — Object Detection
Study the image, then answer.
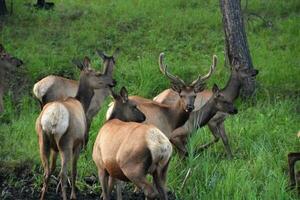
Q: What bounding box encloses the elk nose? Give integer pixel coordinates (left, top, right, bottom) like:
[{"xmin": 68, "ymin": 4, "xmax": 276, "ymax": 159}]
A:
[{"xmin": 185, "ymin": 105, "xmax": 194, "ymax": 112}]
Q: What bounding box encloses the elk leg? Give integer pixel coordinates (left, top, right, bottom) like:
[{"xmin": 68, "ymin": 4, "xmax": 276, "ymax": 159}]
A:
[
  {"xmin": 196, "ymin": 122, "xmax": 220, "ymax": 152},
  {"xmin": 70, "ymin": 146, "xmax": 81, "ymax": 199},
  {"xmin": 39, "ymin": 136, "xmax": 51, "ymax": 200},
  {"xmin": 170, "ymin": 136, "xmax": 188, "ymax": 157},
  {"xmin": 171, "ymin": 127, "xmax": 189, "ymax": 138},
  {"xmin": 153, "ymin": 159, "xmax": 170, "ymax": 200},
  {"xmin": 59, "ymin": 149, "xmax": 71, "ymax": 200},
  {"xmin": 108, "ymin": 177, "xmax": 123, "ymax": 200},
  {"xmin": 153, "ymin": 168, "xmax": 167, "ymax": 200},
  {"xmin": 50, "ymin": 150, "xmax": 58, "ymax": 174},
  {"xmin": 170, "ymin": 127, "xmax": 189, "ymax": 156},
  {"xmin": 122, "ymin": 164, "xmax": 158, "ymax": 199},
  {"xmin": 288, "ymin": 152, "xmax": 300, "ymax": 189},
  {"xmin": 98, "ymin": 168, "xmax": 110, "ymax": 200},
  {"xmin": 218, "ymin": 122, "xmax": 233, "ymax": 158}
]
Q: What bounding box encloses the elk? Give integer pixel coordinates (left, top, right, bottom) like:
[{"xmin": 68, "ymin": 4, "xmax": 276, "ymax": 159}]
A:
[
  {"xmin": 0, "ymin": 44, "xmax": 23, "ymax": 113},
  {"xmin": 154, "ymin": 60, "xmax": 259, "ymax": 157},
  {"xmin": 287, "ymin": 131, "xmax": 300, "ymax": 190},
  {"xmin": 33, "ymin": 48, "xmax": 119, "ymax": 128},
  {"xmin": 93, "ymin": 87, "xmax": 173, "ymax": 200},
  {"xmin": 35, "ymin": 57, "xmax": 115, "ymax": 200},
  {"xmin": 124, "ymin": 53, "xmax": 216, "ymax": 151}
]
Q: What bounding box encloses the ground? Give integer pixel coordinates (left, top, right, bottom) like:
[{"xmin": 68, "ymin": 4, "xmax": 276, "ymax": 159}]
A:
[{"xmin": 0, "ymin": 0, "xmax": 299, "ymax": 199}]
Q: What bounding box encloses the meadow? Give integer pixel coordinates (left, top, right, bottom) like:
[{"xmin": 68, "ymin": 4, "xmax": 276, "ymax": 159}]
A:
[{"xmin": 0, "ymin": 0, "xmax": 299, "ymax": 199}]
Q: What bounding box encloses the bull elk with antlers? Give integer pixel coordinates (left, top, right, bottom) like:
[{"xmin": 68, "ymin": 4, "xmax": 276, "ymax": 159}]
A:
[
  {"xmin": 154, "ymin": 56, "xmax": 258, "ymax": 157},
  {"xmin": 106, "ymin": 53, "xmax": 215, "ymax": 151}
]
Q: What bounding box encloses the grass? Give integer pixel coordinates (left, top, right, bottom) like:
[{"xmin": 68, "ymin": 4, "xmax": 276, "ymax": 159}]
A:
[{"xmin": 0, "ymin": 0, "xmax": 300, "ymax": 199}]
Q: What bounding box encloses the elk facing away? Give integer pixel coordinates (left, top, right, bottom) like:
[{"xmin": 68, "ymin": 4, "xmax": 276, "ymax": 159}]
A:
[
  {"xmin": 107, "ymin": 53, "xmax": 216, "ymax": 153},
  {"xmin": 35, "ymin": 57, "xmax": 115, "ymax": 200},
  {"xmin": 154, "ymin": 61, "xmax": 258, "ymax": 157},
  {"xmin": 0, "ymin": 44, "xmax": 23, "ymax": 113},
  {"xmin": 33, "ymin": 48, "xmax": 119, "ymax": 128},
  {"xmin": 93, "ymin": 87, "xmax": 172, "ymax": 200}
]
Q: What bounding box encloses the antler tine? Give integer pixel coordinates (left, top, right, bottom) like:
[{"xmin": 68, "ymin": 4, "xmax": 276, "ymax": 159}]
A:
[
  {"xmin": 191, "ymin": 55, "xmax": 217, "ymax": 86},
  {"xmin": 201, "ymin": 55, "xmax": 217, "ymax": 81},
  {"xmin": 159, "ymin": 52, "xmax": 185, "ymax": 86}
]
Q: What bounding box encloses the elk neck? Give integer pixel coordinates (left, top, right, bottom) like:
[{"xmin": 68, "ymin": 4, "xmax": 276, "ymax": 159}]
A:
[
  {"xmin": 195, "ymin": 97, "xmax": 219, "ymax": 128},
  {"xmin": 221, "ymin": 72, "xmax": 242, "ymax": 102},
  {"xmin": 75, "ymin": 76, "xmax": 95, "ymax": 115},
  {"xmin": 167, "ymin": 99, "xmax": 191, "ymax": 131}
]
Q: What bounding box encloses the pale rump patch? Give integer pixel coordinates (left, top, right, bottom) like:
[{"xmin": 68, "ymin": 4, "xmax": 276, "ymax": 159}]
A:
[
  {"xmin": 41, "ymin": 102, "xmax": 69, "ymax": 138},
  {"xmin": 146, "ymin": 127, "xmax": 172, "ymax": 167},
  {"xmin": 297, "ymin": 131, "xmax": 300, "ymax": 138},
  {"xmin": 33, "ymin": 75, "xmax": 56, "ymax": 101},
  {"xmin": 105, "ymin": 101, "xmax": 115, "ymax": 120}
]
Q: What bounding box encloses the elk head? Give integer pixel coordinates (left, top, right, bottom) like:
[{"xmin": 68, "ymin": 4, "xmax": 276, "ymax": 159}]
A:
[
  {"xmin": 212, "ymin": 84, "xmax": 238, "ymax": 115},
  {"xmin": 72, "ymin": 56, "xmax": 116, "ymax": 89},
  {"xmin": 96, "ymin": 48, "xmax": 120, "ymax": 76},
  {"xmin": 232, "ymin": 64, "xmax": 259, "ymax": 84},
  {"xmin": 159, "ymin": 53, "xmax": 217, "ymax": 113},
  {"xmin": 107, "ymin": 87, "xmax": 146, "ymax": 122},
  {"xmin": 0, "ymin": 44, "xmax": 23, "ymax": 68}
]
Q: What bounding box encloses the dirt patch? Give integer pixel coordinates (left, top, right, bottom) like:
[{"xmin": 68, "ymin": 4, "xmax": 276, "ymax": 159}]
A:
[{"xmin": 0, "ymin": 160, "xmax": 178, "ymax": 200}]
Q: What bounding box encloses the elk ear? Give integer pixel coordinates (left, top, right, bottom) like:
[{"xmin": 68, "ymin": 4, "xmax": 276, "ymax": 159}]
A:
[
  {"xmin": 83, "ymin": 56, "xmax": 91, "ymax": 69},
  {"xmin": 212, "ymin": 84, "xmax": 220, "ymax": 94},
  {"xmin": 72, "ymin": 59, "xmax": 84, "ymax": 70},
  {"xmin": 113, "ymin": 48, "xmax": 120, "ymax": 60},
  {"xmin": 171, "ymin": 84, "xmax": 182, "ymax": 93},
  {"xmin": 96, "ymin": 50, "xmax": 107, "ymax": 61},
  {"xmin": 109, "ymin": 88, "xmax": 119, "ymax": 100},
  {"xmin": 120, "ymin": 87, "xmax": 128, "ymax": 102}
]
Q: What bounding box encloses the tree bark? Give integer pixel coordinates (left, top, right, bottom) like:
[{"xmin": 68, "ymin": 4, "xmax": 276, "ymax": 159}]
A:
[
  {"xmin": 0, "ymin": 0, "xmax": 7, "ymax": 16},
  {"xmin": 220, "ymin": 0, "xmax": 256, "ymax": 98}
]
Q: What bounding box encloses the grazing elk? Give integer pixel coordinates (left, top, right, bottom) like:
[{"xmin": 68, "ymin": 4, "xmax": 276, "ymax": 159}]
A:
[
  {"xmin": 33, "ymin": 48, "xmax": 120, "ymax": 128},
  {"xmin": 35, "ymin": 57, "xmax": 115, "ymax": 200},
  {"xmin": 93, "ymin": 87, "xmax": 173, "ymax": 200},
  {"xmin": 0, "ymin": 44, "xmax": 23, "ymax": 113},
  {"xmin": 287, "ymin": 131, "xmax": 300, "ymax": 190},
  {"xmin": 154, "ymin": 60, "xmax": 259, "ymax": 157}
]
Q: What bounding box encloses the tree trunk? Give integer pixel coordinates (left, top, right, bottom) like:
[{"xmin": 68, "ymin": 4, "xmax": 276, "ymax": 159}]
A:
[
  {"xmin": 220, "ymin": 0, "xmax": 256, "ymax": 98},
  {"xmin": 0, "ymin": 0, "xmax": 7, "ymax": 16}
]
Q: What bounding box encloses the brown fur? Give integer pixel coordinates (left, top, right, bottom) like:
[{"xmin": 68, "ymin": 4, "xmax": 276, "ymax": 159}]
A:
[
  {"xmin": 36, "ymin": 57, "xmax": 114, "ymax": 200},
  {"xmin": 93, "ymin": 87, "xmax": 171, "ymax": 200},
  {"xmin": 154, "ymin": 66, "xmax": 258, "ymax": 157}
]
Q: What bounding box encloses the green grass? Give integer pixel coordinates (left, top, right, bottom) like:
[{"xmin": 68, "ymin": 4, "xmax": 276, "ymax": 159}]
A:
[{"xmin": 0, "ymin": 0, "xmax": 300, "ymax": 199}]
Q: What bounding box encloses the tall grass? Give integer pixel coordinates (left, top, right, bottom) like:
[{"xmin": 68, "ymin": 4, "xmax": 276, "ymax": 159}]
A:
[{"xmin": 0, "ymin": 0, "xmax": 299, "ymax": 199}]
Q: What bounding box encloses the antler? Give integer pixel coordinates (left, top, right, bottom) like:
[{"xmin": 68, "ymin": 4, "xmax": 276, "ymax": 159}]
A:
[
  {"xmin": 159, "ymin": 53, "xmax": 185, "ymax": 86},
  {"xmin": 191, "ymin": 55, "xmax": 217, "ymax": 86}
]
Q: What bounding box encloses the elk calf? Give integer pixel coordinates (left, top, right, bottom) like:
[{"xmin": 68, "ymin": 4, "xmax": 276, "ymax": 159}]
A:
[
  {"xmin": 36, "ymin": 57, "xmax": 115, "ymax": 200},
  {"xmin": 93, "ymin": 87, "xmax": 172, "ymax": 200}
]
